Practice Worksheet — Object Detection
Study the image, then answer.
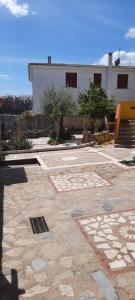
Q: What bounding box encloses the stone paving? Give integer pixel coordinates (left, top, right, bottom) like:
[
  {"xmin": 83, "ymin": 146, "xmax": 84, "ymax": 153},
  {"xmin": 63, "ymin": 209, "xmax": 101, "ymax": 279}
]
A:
[
  {"xmin": 32, "ymin": 135, "xmax": 83, "ymax": 150},
  {"xmin": 99, "ymin": 147, "xmax": 135, "ymax": 161},
  {"xmin": 39, "ymin": 150, "xmax": 111, "ymax": 168},
  {"xmin": 50, "ymin": 172, "xmax": 110, "ymax": 192},
  {"xmin": 77, "ymin": 210, "xmax": 135, "ymax": 274},
  {"xmin": 0, "ymin": 145, "xmax": 135, "ymax": 299}
]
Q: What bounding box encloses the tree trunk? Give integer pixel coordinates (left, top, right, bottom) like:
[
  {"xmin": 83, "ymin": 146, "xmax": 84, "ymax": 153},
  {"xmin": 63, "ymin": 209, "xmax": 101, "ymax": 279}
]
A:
[
  {"xmin": 55, "ymin": 117, "xmax": 64, "ymax": 142},
  {"xmin": 93, "ymin": 118, "xmax": 98, "ymax": 133},
  {"xmin": 59, "ymin": 116, "xmax": 64, "ymax": 138},
  {"xmin": 104, "ymin": 116, "xmax": 109, "ymax": 131},
  {"xmin": 82, "ymin": 116, "xmax": 90, "ymax": 143}
]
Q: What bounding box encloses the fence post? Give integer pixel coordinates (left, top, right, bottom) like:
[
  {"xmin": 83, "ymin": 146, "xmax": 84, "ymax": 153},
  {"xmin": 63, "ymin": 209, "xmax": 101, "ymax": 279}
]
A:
[
  {"xmin": 0, "ymin": 120, "xmax": 1, "ymax": 160},
  {"xmin": 0, "ymin": 120, "xmax": 5, "ymax": 161}
]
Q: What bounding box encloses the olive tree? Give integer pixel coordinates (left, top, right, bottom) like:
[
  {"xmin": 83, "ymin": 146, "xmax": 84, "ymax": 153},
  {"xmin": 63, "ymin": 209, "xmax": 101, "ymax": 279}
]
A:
[{"xmin": 41, "ymin": 86, "xmax": 76, "ymax": 141}]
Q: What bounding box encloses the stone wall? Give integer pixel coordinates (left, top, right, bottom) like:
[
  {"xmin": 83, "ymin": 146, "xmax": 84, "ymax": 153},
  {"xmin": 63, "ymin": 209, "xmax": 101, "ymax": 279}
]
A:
[
  {"xmin": 0, "ymin": 114, "xmax": 83, "ymax": 139},
  {"xmin": 0, "ymin": 115, "xmax": 53, "ymax": 131},
  {"xmin": 64, "ymin": 115, "xmax": 83, "ymax": 131},
  {"xmin": 0, "ymin": 114, "xmax": 115, "ymax": 140}
]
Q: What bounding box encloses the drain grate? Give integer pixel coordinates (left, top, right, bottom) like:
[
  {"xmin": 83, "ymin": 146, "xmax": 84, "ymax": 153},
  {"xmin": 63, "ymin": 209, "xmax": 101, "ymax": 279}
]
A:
[{"xmin": 30, "ymin": 216, "xmax": 49, "ymax": 234}]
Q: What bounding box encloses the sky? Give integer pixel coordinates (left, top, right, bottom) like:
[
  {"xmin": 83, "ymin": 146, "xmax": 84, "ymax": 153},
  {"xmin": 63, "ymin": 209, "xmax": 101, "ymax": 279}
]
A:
[{"xmin": 0, "ymin": 0, "xmax": 135, "ymax": 96}]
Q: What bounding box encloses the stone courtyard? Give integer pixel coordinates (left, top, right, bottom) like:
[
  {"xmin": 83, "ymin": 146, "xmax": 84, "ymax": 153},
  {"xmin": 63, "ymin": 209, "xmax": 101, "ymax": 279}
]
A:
[{"xmin": 0, "ymin": 145, "xmax": 135, "ymax": 299}]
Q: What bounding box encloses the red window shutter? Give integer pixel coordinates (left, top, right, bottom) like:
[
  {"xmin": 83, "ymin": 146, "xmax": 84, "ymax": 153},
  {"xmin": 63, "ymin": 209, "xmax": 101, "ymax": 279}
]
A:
[
  {"xmin": 94, "ymin": 73, "xmax": 102, "ymax": 87},
  {"xmin": 66, "ymin": 73, "xmax": 77, "ymax": 87},
  {"xmin": 117, "ymin": 74, "xmax": 128, "ymax": 89}
]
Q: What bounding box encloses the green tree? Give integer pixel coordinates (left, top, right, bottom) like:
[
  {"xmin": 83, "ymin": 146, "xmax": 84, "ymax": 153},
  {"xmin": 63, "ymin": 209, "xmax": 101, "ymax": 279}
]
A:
[
  {"xmin": 41, "ymin": 86, "xmax": 75, "ymax": 141},
  {"xmin": 79, "ymin": 83, "xmax": 115, "ymax": 140},
  {"xmin": 78, "ymin": 90, "xmax": 92, "ymax": 142}
]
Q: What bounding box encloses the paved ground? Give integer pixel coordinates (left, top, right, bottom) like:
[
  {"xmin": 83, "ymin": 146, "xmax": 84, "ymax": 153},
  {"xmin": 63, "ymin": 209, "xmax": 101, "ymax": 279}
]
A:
[
  {"xmin": 31, "ymin": 135, "xmax": 83, "ymax": 150},
  {"xmin": 1, "ymin": 145, "xmax": 135, "ymax": 299}
]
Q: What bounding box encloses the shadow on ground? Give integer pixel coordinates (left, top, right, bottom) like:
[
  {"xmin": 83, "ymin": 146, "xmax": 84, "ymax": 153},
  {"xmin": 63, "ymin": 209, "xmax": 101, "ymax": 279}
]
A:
[{"xmin": 0, "ymin": 166, "xmax": 27, "ymax": 299}]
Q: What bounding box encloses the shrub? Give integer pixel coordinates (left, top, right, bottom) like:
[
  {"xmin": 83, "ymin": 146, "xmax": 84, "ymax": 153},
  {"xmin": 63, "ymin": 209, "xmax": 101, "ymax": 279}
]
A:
[
  {"xmin": 42, "ymin": 86, "xmax": 76, "ymax": 142},
  {"xmin": 3, "ymin": 135, "xmax": 32, "ymax": 150},
  {"xmin": 48, "ymin": 127, "xmax": 73, "ymax": 145},
  {"xmin": 47, "ymin": 139, "xmax": 58, "ymax": 145},
  {"xmin": 48, "ymin": 129, "xmax": 56, "ymax": 140},
  {"xmin": 61, "ymin": 128, "xmax": 73, "ymax": 140}
]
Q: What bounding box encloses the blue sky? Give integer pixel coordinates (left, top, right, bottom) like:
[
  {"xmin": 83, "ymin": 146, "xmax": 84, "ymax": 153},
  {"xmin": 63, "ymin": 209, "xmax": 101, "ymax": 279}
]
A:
[{"xmin": 0, "ymin": 0, "xmax": 135, "ymax": 95}]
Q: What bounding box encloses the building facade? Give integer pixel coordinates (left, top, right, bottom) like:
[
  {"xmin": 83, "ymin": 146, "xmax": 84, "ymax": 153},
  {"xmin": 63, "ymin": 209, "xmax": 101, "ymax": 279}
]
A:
[{"xmin": 28, "ymin": 53, "xmax": 135, "ymax": 113}]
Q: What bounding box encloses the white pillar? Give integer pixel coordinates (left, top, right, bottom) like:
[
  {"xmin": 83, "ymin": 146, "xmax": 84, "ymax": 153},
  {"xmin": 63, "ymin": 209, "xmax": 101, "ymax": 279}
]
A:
[{"xmin": 107, "ymin": 52, "xmax": 112, "ymax": 99}]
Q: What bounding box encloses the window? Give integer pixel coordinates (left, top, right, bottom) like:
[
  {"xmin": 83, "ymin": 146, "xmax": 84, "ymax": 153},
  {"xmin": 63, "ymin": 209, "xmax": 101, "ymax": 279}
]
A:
[
  {"xmin": 66, "ymin": 73, "xmax": 77, "ymax": 88},
  {"xmin": 94, "ymin": 73, "xmax": 102, "ymax": 87},
  {"xmin": 117, "ymin": 74, "xmax": 128, "ymax": 89}
]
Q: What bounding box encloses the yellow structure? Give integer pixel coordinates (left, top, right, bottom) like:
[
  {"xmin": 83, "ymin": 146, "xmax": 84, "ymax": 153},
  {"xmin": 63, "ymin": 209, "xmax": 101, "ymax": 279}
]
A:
[{"xmin": 115, "ymin": 101, "xmax": 135, "ymax": 144}]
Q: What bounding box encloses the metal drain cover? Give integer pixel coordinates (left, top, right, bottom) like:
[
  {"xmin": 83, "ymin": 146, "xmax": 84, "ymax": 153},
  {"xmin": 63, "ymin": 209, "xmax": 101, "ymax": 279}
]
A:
[{"xmin": 30, "ymin": 216, "xmax": 49, "ymax": 234}]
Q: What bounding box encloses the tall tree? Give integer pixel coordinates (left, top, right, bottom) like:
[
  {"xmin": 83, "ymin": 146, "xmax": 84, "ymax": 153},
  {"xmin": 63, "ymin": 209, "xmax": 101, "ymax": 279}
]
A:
[
  {"xmin": 42, "ymin": 86, "xmax": 75, "ymax": 141},
  {"xmin": 0, "ymin": 96, "xmax": 32, "ymax": 114},
  {"xmin": 79, "ymin": 83, "xmax": 115, "ymax": 140}
]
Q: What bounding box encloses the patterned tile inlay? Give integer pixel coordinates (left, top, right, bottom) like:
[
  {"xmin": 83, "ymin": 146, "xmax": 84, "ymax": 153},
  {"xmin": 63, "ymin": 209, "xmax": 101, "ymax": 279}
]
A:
[
  {"xmin": 78, "ymin": 210, "xmax": 135, "ymax": 273},
  {"xmin": 50, "ymin": 172, "xmax": 110, "ymax": 192}
]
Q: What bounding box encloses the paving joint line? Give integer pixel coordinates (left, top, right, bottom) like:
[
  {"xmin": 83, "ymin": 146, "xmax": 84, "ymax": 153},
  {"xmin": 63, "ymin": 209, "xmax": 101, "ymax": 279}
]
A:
[
  {"xmin": 36, "ymin": 155, "xmax": 48, "ymax": 170},
  {"xmin": 96, "ymin": 150, "xmax": 118, "ymax": 162},
  {"xmin": 39, "ymin": 148, "xmax": 98, "ymax": 157},
  {"xmin": 42, "ymin": 160, "xmax": 116, "ymax": 170},
  {"xmin": 96, "ymin": 150, "xmax": 129, "ymax": 169}
]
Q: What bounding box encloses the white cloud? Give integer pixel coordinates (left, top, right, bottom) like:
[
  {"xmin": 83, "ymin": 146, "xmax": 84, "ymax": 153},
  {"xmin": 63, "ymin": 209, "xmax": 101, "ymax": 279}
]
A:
[
  {"xmin": 32, "ymin": 10, "xmax": 38, "ymax": 16},
  {"xmin": 97, "ymin": 51, "xmax": 135, "ymax": 66},
  {"xmin": 0, "ymin": 74, "xmax": 11, "ymax": 79},
  {"xmin": 0, "ymin": 0, "xmax": 30, "ymax": 16},
  {"xmin": 125, "ymin": 28, "xmax": 135, "ymax": 39}
]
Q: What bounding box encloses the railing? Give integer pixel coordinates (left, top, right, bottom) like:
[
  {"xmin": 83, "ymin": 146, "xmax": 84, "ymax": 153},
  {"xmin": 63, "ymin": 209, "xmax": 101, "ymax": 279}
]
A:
[{"xmin": 115, "ymin": 104, "xmax": 121, "ymax": 144}]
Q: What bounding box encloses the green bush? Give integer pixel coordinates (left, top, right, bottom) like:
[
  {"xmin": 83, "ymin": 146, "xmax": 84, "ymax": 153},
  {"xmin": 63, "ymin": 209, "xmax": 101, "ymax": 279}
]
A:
[
  {"xmin": 47, "ymin": 138, "xmax": 58, "ymax": 145},
  {"xmin": 48, "ymin": 127, "xmax": 73, "ymax": 144},
  {"xmin": 48, "ymin": 129, "xmax": 56, "ymax": 140},
  {"xmin": 3, "ymin": 136, "xmax": 32, "ymax": 150},
  {"xmin": 61, "ymin": 128, "xmax": 73, "ymax": 140}
]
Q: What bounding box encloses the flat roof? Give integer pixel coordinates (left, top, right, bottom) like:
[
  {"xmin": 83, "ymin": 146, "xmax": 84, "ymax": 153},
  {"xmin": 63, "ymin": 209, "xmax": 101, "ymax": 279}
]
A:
[{"xmin": 28, "ymin": 62, "xmax": 135, "ymax": 81}]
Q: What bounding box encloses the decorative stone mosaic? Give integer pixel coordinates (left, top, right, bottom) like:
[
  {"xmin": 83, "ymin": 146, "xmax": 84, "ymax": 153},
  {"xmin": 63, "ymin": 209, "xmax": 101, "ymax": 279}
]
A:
[
  {"xmin": 50, "ymin": 172, "xmax": 110, "ymax": 192},
  {"xmin": 77, "ymin": 210, "xmax": 135, "ymax": 273}
]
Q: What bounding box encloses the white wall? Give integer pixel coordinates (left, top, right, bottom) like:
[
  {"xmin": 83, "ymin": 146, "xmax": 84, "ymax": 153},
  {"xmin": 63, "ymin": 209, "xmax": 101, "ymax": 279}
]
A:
[
  {"xmin": 110, "ymin": 70, "xmax": 135, "ymax": 102},
  {"xmin": 31, "ymin": 66, "xmax": 108, "ymax": 113},
  {"xmin": 32, "ymin": 68, "xmax": 66, "ymax": 112},
  {"xmin": 30, "ymin": 65, "xmax": 135, "ymax": 113}
]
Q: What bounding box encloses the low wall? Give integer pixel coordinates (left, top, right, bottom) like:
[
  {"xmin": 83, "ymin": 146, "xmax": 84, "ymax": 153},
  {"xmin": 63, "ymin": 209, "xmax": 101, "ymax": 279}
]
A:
[
  {"xmin": 64, "ymin": 115, "xmax": 83, "ymax": 130},
  {"xmin": 0, "ymin": 114, "xmax": 53, "ymax": 132},
  {"xmin": 0, "ymin": 114, "xmax": 115, "ymax": 139},
  {"xmin": 0, "ymin": 114, "xmax": 83, "ymax": 139}
]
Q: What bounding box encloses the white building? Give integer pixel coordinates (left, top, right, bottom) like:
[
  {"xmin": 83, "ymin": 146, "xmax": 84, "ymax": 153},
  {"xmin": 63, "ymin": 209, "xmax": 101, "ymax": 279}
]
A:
[{"xmin": 28, "ymin": 53, "xmax": 135, "ymax": 113}]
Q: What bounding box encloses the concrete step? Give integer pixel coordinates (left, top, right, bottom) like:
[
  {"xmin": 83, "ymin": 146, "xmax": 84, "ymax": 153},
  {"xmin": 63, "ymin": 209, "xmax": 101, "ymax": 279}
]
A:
[
  {"xmin": 120, "ymin": 121, "xmax": 135, "ymax": 124},
  {"xmin": 121, "ymin": 121, "xmax": 135, "ymax": 123},
  {"xmin": 120, "ymin": 125, "xmax": 135, "ymax": 129},
  {"xmin": 117, "ymin": 139, "xmax": 135, "ymax": 143},
  {"xmin": 121, "ymin": 120, "xmax": 135, "ymax": 123},
  {"xmin": 120, "ymin": 126, "xmax": 135, "ymax": 129},
  {"xmin": 119, "ymin": 132, "xmax": 135, "ymax": 135},
  {"xmin": 118, "ymin": 136, "xmax": 135, "ymax": 140},
  {"xmin": 120, "ymin": 133, "xmax": 135, "ymax": 137},
  {"xmin": 115, "ymin": 143, "xmax": 135, "ymax": 148},
  {"xmin": 117, "ymin": 140, "xmax": 135, "ymax": 146},
  {"xmin": 120, "ymin": 129, "xmax": 135, "ymax": 133},
  {"xmin": 120, "ymin": 128, "xmax": 135, "ymax": 131}
]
